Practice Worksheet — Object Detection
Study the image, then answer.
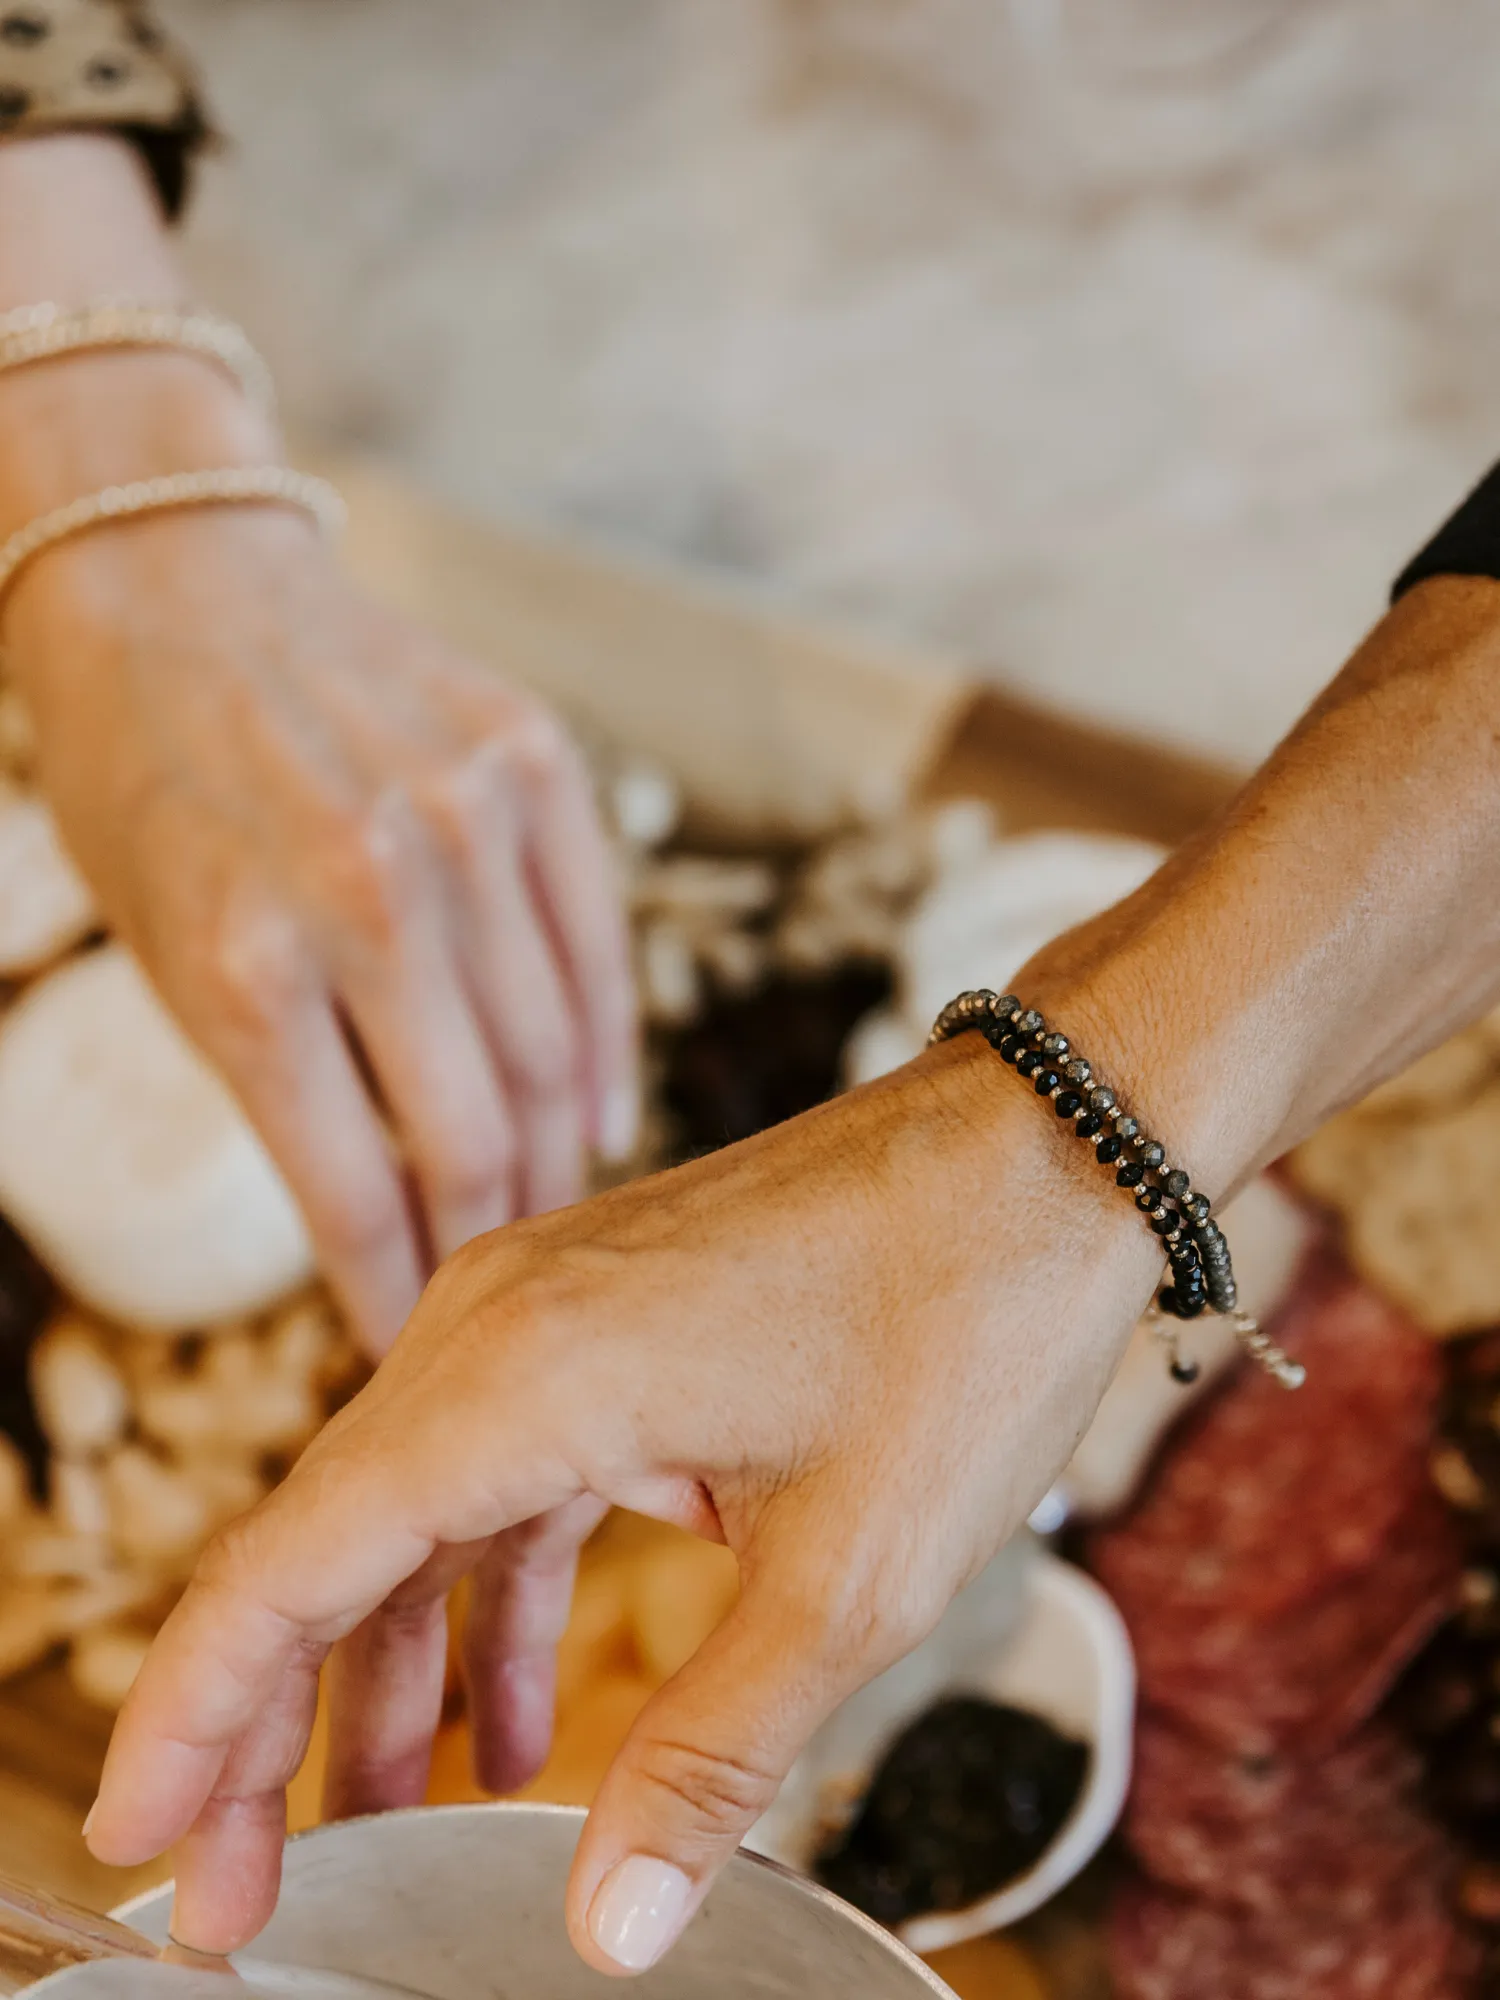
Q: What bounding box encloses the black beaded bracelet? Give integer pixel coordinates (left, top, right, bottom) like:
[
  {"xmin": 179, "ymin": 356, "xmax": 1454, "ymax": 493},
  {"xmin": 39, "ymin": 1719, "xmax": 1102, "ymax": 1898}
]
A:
[{"xmin": 930, "ymin": 990, "xmax": 1305, "ymax": 1390}]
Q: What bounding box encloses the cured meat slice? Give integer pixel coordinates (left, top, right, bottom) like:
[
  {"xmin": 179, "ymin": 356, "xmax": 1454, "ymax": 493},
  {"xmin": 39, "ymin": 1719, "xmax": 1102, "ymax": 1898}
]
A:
[
  {"xmin": 1130, "ymin": 1486, "xmax": 1461, "ymax": 1756},
  {"xmin": 1093, "ymin": 1254, "xmax": 1444, "ymax": 1630},
  {"xmin": 1109, "ymin": 1876, "xmax": 1476, "ymax": 2000},
  {"xmin": 1125, "ymin": 1718, "xmax": 1451, "ymax": 1920}
]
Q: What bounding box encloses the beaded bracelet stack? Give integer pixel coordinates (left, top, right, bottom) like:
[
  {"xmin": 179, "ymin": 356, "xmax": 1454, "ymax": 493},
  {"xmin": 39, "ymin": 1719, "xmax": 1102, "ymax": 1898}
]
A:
[{"xmin": 929, "ymin": 990, "xmax": 1305, "ymax": 1391}]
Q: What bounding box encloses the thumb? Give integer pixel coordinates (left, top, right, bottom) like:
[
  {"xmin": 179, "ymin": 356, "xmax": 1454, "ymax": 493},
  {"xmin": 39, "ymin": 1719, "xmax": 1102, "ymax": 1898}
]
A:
[{"xmin": 565, "ymin": 1552, "xmax": 897, "ymax": 1977}]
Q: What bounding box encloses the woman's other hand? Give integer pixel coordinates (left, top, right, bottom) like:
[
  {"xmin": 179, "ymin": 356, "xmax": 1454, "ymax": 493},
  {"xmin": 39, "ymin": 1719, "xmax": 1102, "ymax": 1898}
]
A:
[
  {"xmin": 6, "ymin": 500, "xmax": 637, "ymax": 1352},
  {"xmin": 0, "ymin": 138, "xmax": 635, "ymax": 1357}
]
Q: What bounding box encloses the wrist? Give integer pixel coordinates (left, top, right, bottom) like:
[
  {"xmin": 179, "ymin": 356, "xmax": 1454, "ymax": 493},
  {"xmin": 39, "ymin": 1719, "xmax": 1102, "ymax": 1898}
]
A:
[
  {"xmin": 0, "ymin": 348, "xmax": 280, "ymax": 539},
  {"xmin": 0, "ymin": 134, "xmax": 180, "ymax": 310},
  {"xmin": 1007, "ymin": 935, "xmax": 1283, "ymax": 1218}
]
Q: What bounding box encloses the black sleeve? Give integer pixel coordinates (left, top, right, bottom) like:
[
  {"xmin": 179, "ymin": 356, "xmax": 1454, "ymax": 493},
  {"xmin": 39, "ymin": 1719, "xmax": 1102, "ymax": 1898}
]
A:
[{"xmin": 1392, "ymin": 461, "xmax": 1500, "ymax": 602}]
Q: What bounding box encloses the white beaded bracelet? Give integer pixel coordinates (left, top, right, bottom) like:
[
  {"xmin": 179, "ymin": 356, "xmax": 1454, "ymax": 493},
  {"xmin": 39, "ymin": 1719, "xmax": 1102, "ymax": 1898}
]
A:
[
  {"xmin": 0, "ymin": 466, "xmax": 347, "ymax": 615},
  {"xmin": 0, "ymin": 302, "xmax": 276, "ymax": 418}
]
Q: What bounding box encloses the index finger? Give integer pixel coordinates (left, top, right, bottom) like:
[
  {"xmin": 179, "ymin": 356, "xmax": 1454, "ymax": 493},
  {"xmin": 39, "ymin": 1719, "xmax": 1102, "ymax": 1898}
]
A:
[
  {"xmin": 84, "ymin": 1463, "xmax": 435, "ymax": 1871},
  {"xmin": 520, "ymin": 719, "xmax": 639, "ymax": 1161},
  {"xmin": 85, "ymin": 1386, "xmax": 582, "ymax": 1875}
]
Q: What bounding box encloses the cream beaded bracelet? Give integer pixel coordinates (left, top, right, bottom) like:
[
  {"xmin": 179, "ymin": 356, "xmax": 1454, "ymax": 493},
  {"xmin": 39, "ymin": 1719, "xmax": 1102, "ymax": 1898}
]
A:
[
  {"xmin": 0, "ymin": 467, "xmax": 346, "ymax": 616},
  {"xmin": 0, "ymin": 302, "xmax": 275, "ymax": 417}
]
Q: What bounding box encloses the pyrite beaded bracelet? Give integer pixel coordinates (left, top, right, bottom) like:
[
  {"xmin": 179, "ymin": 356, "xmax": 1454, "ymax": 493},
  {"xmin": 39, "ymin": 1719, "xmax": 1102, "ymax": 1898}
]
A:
[{"xmin": 929, "ymin": 990, "xmax": 1305, "ymax": 1390}]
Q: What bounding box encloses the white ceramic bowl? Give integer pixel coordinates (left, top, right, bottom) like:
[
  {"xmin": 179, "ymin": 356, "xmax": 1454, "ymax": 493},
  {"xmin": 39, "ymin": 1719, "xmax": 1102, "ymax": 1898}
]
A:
[{"xmin": 748, "ymin": 1545, "xmax": 1135, "ymax": 1952}]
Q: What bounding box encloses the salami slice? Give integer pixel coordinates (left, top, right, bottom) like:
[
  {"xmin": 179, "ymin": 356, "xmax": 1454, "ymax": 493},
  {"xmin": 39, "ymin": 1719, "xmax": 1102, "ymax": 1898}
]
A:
[
  {"xmin": 1131, "ymin": 1485, "xmax": 1460, "ymax": 1756},
  {"xmin": 1093, "ymin": 1254, "xmax": 1443, "ymax": 1629},
  {"xmin": 1109, "ymin": 1876, "xmax": 1476, "ymax": 2000},
  {"xmin": 1125, "ymin": 1718, "xmax": 1452, "ymax": 1919}
]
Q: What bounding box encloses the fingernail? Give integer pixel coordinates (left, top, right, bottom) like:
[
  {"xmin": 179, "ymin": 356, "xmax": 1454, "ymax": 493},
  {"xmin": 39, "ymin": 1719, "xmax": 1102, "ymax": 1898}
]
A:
[
  {"xmin": 588, "ymin": 1856, "xmax": 692, "ymax": 1971},
  {"xmin": 81, "ymin": 1802, "xmax": 97, "ymax": 1843},
  {"xmin": 599, "ymin": 1083, "xmax": 639, "ymax": 1163}
]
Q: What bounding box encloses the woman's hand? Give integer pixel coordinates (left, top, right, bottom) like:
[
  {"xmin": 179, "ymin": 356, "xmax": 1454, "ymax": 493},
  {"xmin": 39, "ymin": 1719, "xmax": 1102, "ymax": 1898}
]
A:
[
  {"xmin": 83, "ymin": 1033, "xmax": 1168, "ymax": 1972},
  {"xmin": 6, "ymin": 499, "xmax": 637, "ymax": 1352},
  {"xmin": 0, "ymin": 136, "xmax": 636, "ymax": 1355}
]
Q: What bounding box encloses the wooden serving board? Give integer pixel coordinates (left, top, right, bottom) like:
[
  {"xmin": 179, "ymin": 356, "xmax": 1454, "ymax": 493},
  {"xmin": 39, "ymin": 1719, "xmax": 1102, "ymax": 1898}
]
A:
[{"xmin": 0, "ymin": 461, "xmax": 1241, "ymax": 1987}]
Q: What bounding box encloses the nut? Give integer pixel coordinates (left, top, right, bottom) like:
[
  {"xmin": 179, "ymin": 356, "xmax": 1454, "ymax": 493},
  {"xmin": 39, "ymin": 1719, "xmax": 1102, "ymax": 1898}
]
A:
[
  {"xmin": 30, "ymin": 1314, "xmax": 129, "ymax": 1457},
  {"xmin": 50, "ymin": 1456, "xmax": 109, "ymax": 1539},
  {"xmin": 265, "ymin": 1292, "xmax": 340, "ymax": 1384},
  {"xmin": 631, "ymin": 857, "xmax": 777, "ymax": 922},
  {"xmin": 68, "ymin": 1621, "xmax": 154, "ymax": 1712},
  {"xmin": 103, "ymin": 1445, "xmax": 211, "ymax": 1567},
  {"xmin": 0, "ymin": 1579, "xmax": 67, "ymax": 1679},
  {"xmin": 0, "ymin": 1434, "xmax": 30, "ymax": 1531},
  {"xmin": 637, "ymin": 920, "xmax": 700, "ymax": 1025}
]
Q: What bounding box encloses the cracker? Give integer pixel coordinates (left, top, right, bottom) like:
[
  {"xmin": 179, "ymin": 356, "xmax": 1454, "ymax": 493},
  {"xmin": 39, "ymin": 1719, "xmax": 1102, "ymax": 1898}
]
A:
[{"xmin": 1343, "ymin": 1087, "xmax": 1500, "ymax": 1335}]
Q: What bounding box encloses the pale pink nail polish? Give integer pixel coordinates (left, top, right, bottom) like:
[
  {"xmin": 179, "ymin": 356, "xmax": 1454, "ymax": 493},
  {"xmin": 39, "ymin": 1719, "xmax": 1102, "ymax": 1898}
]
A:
[
  {"xmin": 588, "ymin": 1855, "xmax": 692, "ymax": 1971},
  {"xmin": 599, "ymin": 1084, "xmax": 639, "ymax": 1163},
  {"xmin": 81, "ymin": 1802, "xmax": 97, "ymax": 1842}
]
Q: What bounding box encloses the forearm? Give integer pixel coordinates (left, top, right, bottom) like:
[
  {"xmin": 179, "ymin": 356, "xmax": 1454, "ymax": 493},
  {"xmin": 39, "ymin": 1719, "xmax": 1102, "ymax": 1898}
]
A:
[
  {"xmin": 1035, "ymin": 574, "xmax": 1500, "ymax": 1201},
  {"xmin": 0, "ymin": 135, "xmax": 275, "ymax": 555}
]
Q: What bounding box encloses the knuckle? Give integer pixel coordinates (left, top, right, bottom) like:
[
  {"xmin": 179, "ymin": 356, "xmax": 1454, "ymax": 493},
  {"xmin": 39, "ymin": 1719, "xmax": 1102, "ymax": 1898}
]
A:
[
  {"xmin": 505, "ymin": 703, "xmax": 571, "ymax": 785},
  {"xmin": 778, "ymin": 1556, "xmax": 942, "ymax": 1680},
  {"xmin": 313, "ymin": 796, "xmax": 420, "ymax": 950},
  {"xmin": 636, "ymin": 1735, "xmax": 782, "ymax": 1833},
  {"xmin": 366, "ymin": 1586, "xmax": 447, "ymax": 1638},
  {"xmin": 192, "ymin": 1512, "xmax": 259, "ymax": 1604},
  {"xmin": 314, "ymin": 1179, "xmax": 411, "ymax": 1270},
  {"xmin": 411, "ymin": 754, "xmax": 501, "ymax": 860},
  {"xmin": 430, "ymin": 1125, "xmax": 517, "ymax": 1215},
  {"xmin": 188, "ymin": 893, "xmax": 310, "ymax": 1052},
  {"xmin": 512, "ymin": 1021, "xmax": 581, "ymax": 1104}
]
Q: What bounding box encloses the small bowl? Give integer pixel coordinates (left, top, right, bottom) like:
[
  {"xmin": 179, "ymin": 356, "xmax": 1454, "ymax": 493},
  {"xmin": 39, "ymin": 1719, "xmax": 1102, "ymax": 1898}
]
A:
[{"xmin": 747, "ymin": 1544, "xmax": 1135, "ymax": 1953}]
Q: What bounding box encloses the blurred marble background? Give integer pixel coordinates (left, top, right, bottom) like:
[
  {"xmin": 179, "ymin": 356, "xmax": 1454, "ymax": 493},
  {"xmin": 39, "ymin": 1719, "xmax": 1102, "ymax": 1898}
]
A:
[{"xmin": 160, "ymin": 0, "xmax": 1500, "ymax": 766}]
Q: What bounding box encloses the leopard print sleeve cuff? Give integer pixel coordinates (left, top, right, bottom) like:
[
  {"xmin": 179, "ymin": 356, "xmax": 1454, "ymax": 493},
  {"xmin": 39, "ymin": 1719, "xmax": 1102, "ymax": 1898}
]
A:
[{"xmin": 0, "ymin": 0, "xmax": 211, "ymax": 219}]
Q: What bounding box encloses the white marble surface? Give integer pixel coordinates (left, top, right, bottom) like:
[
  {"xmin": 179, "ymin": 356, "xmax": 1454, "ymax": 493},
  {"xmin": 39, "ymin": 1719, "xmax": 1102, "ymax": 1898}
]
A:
[{"xmin": 165, "ymin": 0, "xmax": 1500, "ymax": 767}]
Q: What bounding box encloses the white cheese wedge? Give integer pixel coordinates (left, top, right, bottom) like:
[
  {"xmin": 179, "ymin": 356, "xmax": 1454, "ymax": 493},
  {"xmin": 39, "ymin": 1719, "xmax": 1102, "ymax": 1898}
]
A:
[
  {"xmin": 0, "ymin": 784, "xmax": 97, "ymax": 977},
  {"xmin": 0, "ymin": 944, "xmax": 313, "ymax": 1330}
]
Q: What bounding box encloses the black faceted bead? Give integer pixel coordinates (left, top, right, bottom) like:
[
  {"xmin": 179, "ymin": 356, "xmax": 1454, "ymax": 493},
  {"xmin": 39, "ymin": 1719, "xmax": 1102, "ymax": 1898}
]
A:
[
  {"xmin": 1116, "ymin": 1161, "xmax": 1145, "ymax": 1187},
  {"xmin": 999, "ymin": 1035, "xmax": 1023, "ymax": 1063},
  {"xmin": 1096, "ymin": 1136, "xmax": 1123, "ymax": 1164},
  {"xmin": 1183, "ymin": 1192, "xmax": 1211, "ymax": 1223},
  {"xmin": 1175, "ymin": 1291, "xmax": 1208, "ymax": 1320},
  {"xmin": 1016, "ymin": 1050, "xmax": 1043, "ymax": 1077},
  {"xmin": 1135, "ymin": 1188, "xmax": 1159, "ymax": 1212},
  {"xmin": 982, "ymin": 1019, "xmax": 1010, "ymax": 1049},
  {"xmin": 1157, "ymin": 1287, "xmax": 1181, "ymax": 1317},
  {"xmin": 1139, "ymin": 1142, "xmax": 1166, "ymax": 1171},
  {"xmin": 1041, "ymin": 1032, "xmax": 1069, "ymax": 1059},
  {"xmin": 1164, "ymin": 1169, "xmax": 1191, "ymax": 1200},
  {"xmin": 1034, "ymin": 1070, "xmax": 1060, "ymax": 1096},
  {"xmin": 1075, "ymin": 1113, "xmax": 1103, "ymax": 1139},
  {"xmin": 1150, "ymin": 1212, "xmax": 1177, "ymax": 1235},
  {"xmin": 1054, "ymin": 1091, "xmax": 1083, "ymax": 1119}
]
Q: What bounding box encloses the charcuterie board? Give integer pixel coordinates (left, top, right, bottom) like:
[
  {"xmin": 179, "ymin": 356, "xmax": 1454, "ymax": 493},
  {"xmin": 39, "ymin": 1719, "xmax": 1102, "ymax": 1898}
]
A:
[{"xmin": 1, "ymin": 457, "xmax": 1247, "ymax": 1997}]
